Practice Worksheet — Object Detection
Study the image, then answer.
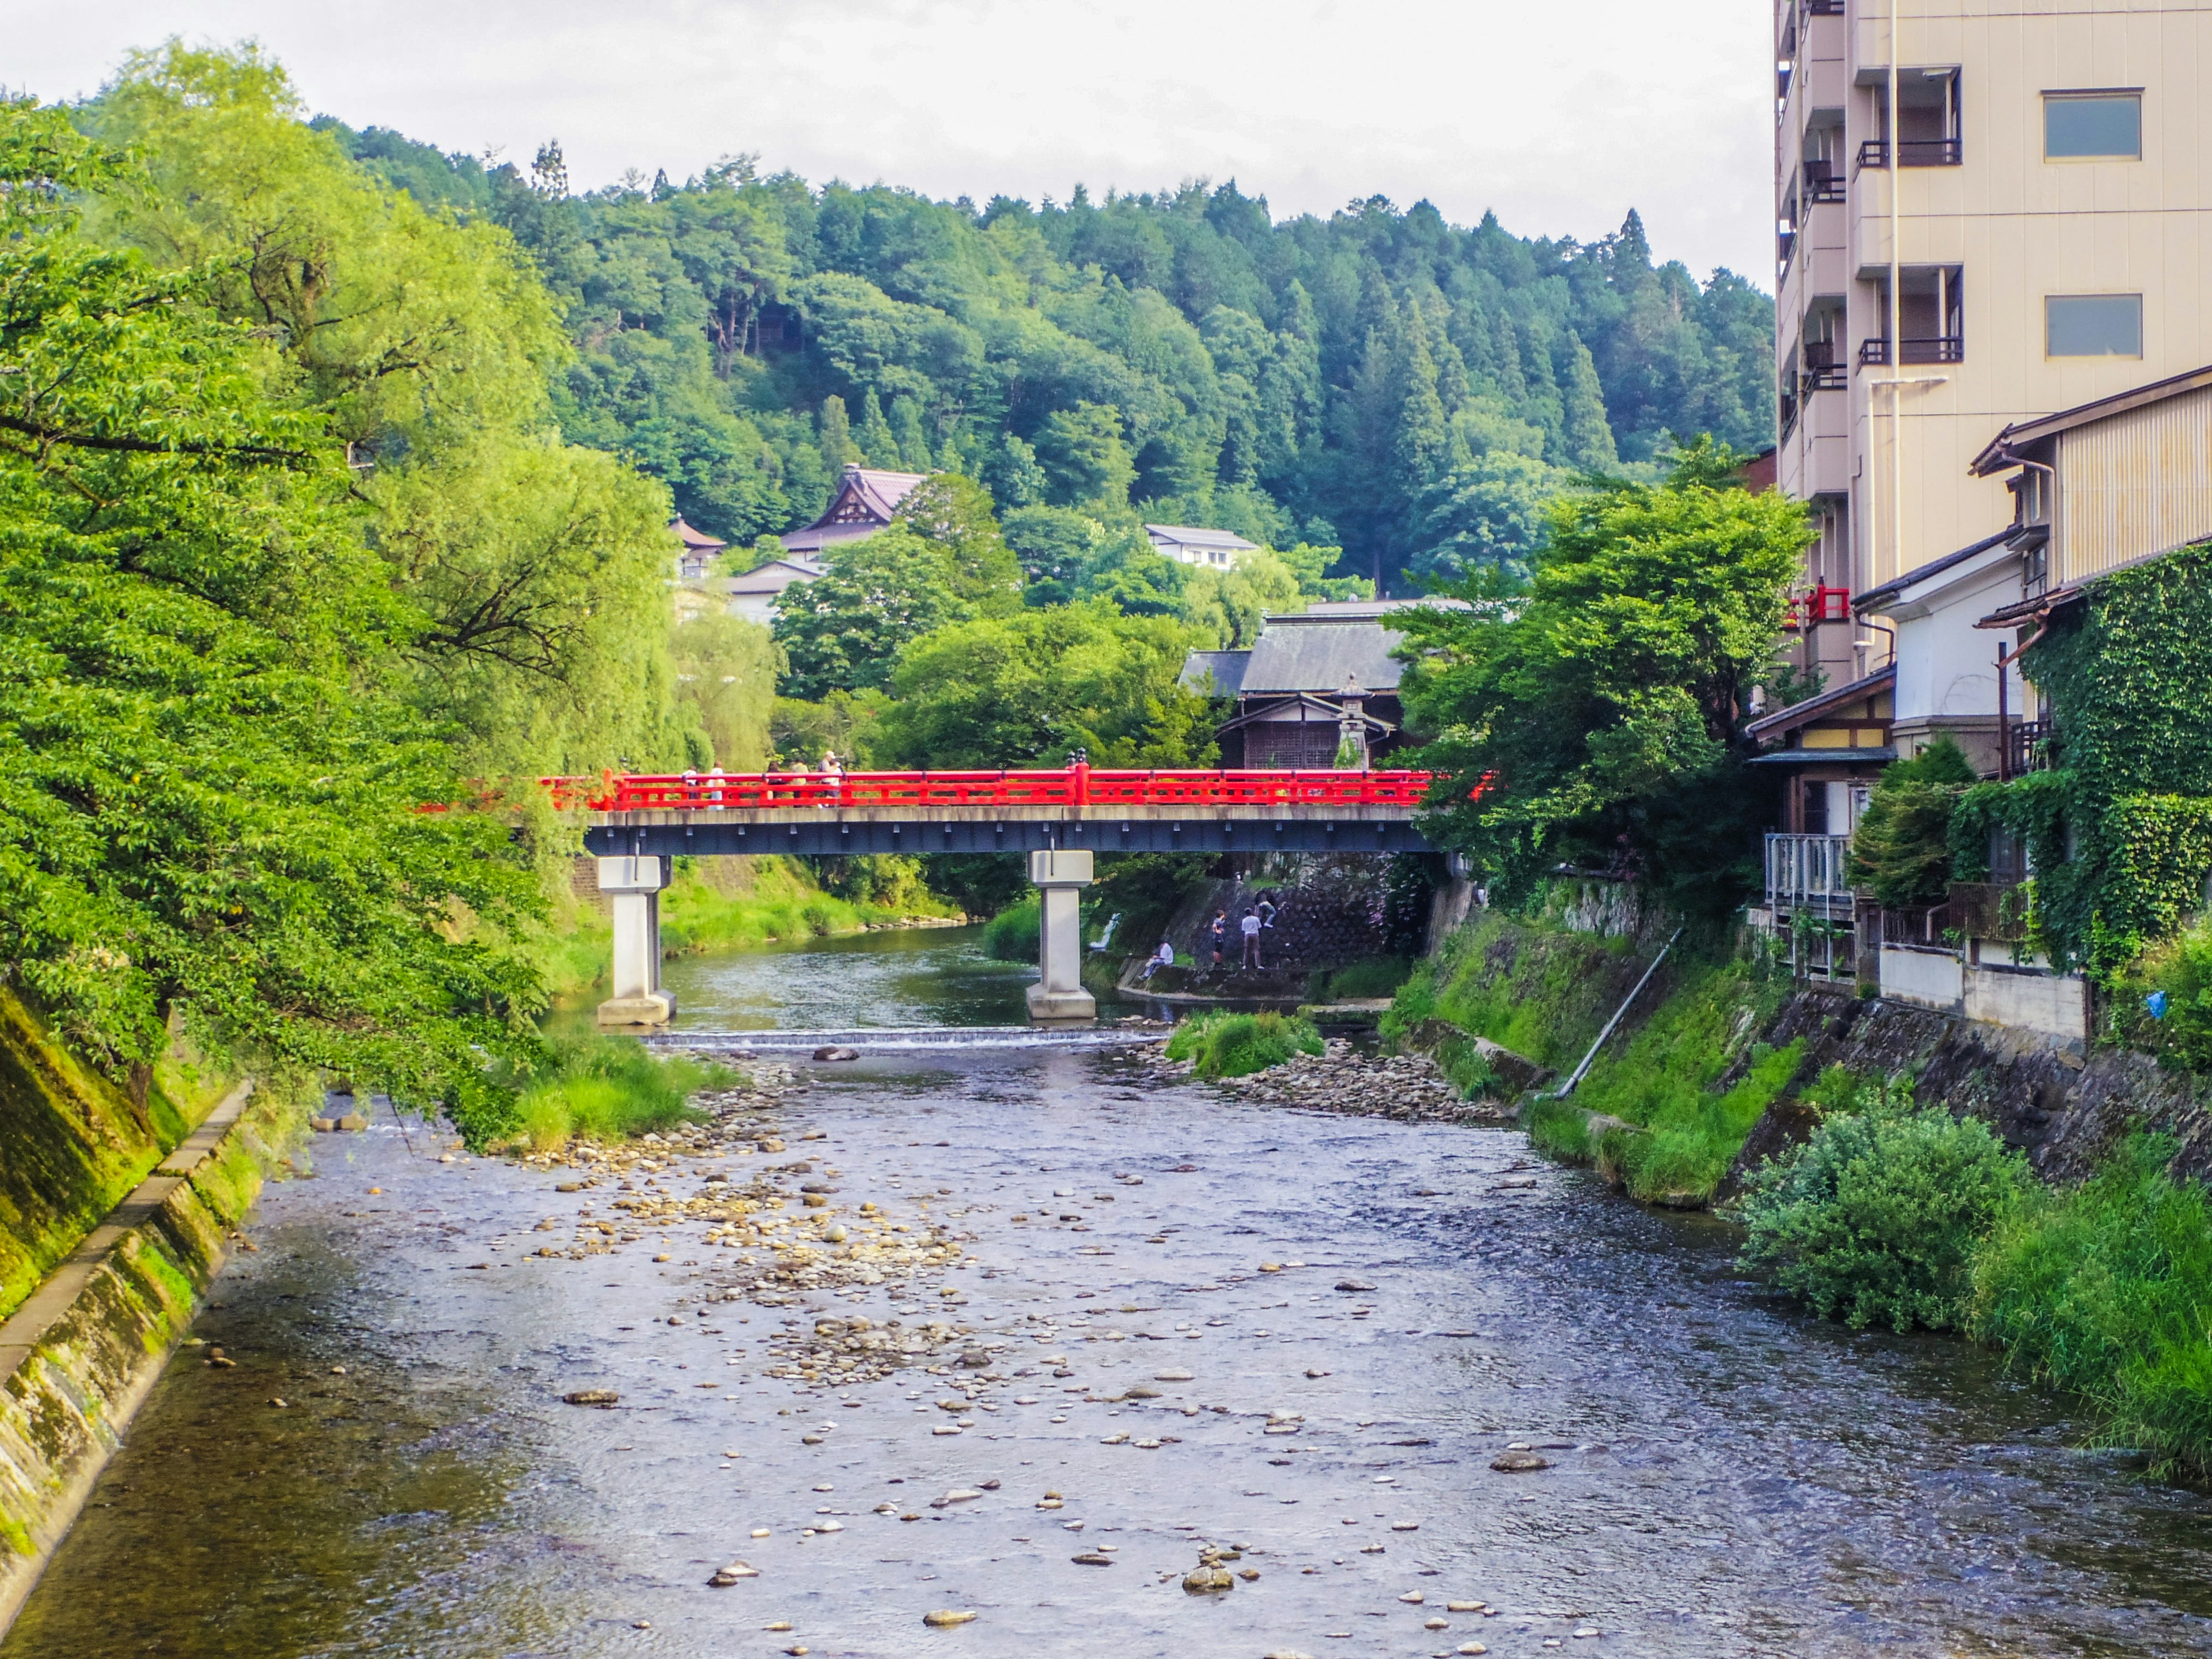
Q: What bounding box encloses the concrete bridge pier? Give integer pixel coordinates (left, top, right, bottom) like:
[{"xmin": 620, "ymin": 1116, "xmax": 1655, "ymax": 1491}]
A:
[
  {"xmin": 1025, "ymin": 849, "xmax": 1096, "ymax": 1024},
  {"xmin": 596, "ymin": 856, "xmax": 675, "ymax": 1027}
]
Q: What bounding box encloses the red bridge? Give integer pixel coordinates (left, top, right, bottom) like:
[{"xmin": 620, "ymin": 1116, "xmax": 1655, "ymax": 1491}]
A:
[
  {"xmin": 558, "ymin": 763, "xmax": 1448, "ymax": 1028},
  {"xmin": 562, "ymin": 763, "xmax": 1441, "ymax": 859}
]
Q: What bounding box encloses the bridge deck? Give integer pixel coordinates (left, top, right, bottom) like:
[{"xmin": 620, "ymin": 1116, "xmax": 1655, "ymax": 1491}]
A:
[
  {"xmin": 570, "ymin": 767, "xmax": 1438, "ymax": 857},
  {"xmin": 586, "ymin": 801, "xmax": 1430, "ymax": 857}
]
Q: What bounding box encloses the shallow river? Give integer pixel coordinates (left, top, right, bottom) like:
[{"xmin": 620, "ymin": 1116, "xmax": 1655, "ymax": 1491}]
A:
[{"xmin": 10, "ymin": 929, "xmax": 2212, "ymax": 1658}]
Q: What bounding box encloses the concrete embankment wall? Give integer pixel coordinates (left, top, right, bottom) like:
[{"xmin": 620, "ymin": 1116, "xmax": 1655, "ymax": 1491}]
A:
[{"xmin": 0, "ymin": 994, "xmax": 297, "ymax": 1633}]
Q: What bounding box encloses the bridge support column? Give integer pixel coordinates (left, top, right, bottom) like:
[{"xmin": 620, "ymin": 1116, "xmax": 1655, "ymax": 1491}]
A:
[
  {"xmin": 597, "ymin": 857, "xmax": 675, "ymax": 1027},
  {"xmin": 1025, "ymin": 849, "xmax": 1096, "ymax": 1024}
]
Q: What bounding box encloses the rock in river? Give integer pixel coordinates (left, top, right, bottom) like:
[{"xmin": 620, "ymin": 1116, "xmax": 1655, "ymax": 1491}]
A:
[
  {"xmin": 923, "ymin": 1609, "xmax": 977, "ymax": 1627},
  {"xmin": 1490, "ymin": 1450, "xmax": 1552, "ymax": 1472},
  {"xmin": 562, "ymin": 1389, "xmax": 620, "ymax": 1407},
  {"xmin": 813, "ymin": 1046, "xmax": 859, "ymax": 1062}
]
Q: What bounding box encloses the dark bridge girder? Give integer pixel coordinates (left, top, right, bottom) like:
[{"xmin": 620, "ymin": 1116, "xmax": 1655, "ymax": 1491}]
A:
[{"xmin": 584, "ymin": 815, "xmax": 1434, "ymax": 858}]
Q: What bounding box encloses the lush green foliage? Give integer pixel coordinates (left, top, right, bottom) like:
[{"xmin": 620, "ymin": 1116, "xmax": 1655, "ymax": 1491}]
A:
[
  {"xmin": 1165, "ymin": 1010, "xmax": 1324, "ymax": 1079},
  {"xmin": 1398, "ymin": 441, "xmax": 1810, "ymax": 910},
  {"xmin": 1972, "ymin": 1135, "xmax": 2212, "ymax": 1474},
  {"xmin": 1942, "ymin": 543, "xmax": 2212, "ymax": 975},
  {"xmin": 0, "ymin": 96, "xmax": 550, "ymax": 1126},
  {"xmin": 1527, "ymin": 959, "xmax": 1796, "ymax": 1205},
  {"xmin": 1846, "ymin": 737, "xmax": 1976, "ymax": 907},
  {"xmin": 980, "ymin": 895, "xmax": 1041, "ymax": 963},
  {"xmin": 503, "ymin": 1031, "xmax": 726, "ymax": 1152},
  {"xmin": 321, "ymin": 122, "xmax": 1774, "ymax": 594},
  {"xmin": 78, "ymin": 47, "xmax": 696, "ymax": 779},
  {"xmin": 1382, "ymin": 906, "xmax": 1637, "ymax": 1072},
  {"xmin": 874, "ymin": 601, "xmax": 1218, "ymax": 768},
  {"xmin": 772, "ymin": 526, "xmax": 968, "ymax": 700},
  {"xmin": 1738, "ymin": 1087, "xmax": 2027, "ymax": 1332}
]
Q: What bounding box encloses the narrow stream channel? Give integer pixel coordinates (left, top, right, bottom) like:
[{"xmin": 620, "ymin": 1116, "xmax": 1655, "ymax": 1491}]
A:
[{"xmin": 10, "ymin": 928, "xmax": 2210, "ymax": 1658}]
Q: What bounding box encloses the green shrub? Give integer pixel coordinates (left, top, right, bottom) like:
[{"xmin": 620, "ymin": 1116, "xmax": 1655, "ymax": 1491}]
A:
[
  {"xmin": 503, "ymin": 1032, "xmax": 728, "ymax": 1152},
  {"xmin": 1846, "ymin": 736, "xmax": 1975, "ymax": 907},
  {"xmin": 1165, "ymin": 1010, "xmax": 1324, "ymax": 1079},
  {"xmin": 1312, "ymin": 958, "xmax": 1416, "ymax": 1001},
  {"xmin": 982, "ymin": 895, "xmax": 1040, "ymax": 961},
  {"xmin": 1738, "ymin": 1090, "xmax": 2026, "ymax": 1332},
  {"xmin": 2112, "ymin": 925, "xmax": 2212, "ymax": 1068},
  {"xmin": 1973, "ymin": 1134, "xmax": 2212, "ymax": 1472}
]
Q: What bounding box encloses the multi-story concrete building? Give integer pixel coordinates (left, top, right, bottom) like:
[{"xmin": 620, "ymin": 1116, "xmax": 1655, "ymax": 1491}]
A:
[{"xmin": 1772, "ymin": 0, "xmax": 2212, "ymax": 709}]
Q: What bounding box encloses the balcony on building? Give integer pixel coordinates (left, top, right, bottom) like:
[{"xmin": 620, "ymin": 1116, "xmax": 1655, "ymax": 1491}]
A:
[
  {"xmin": 1859, "ymin": 264, "xmax": 1964, "ymax": 368},
  {"xmin": 1857, "ymin": 66, "xmax": 1963, "ymax": 168}
]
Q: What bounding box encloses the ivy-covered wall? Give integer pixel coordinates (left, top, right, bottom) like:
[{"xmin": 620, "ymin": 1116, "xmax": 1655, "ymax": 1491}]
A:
[{"xmin": 1950, "ymin": 543, "xmax": 2212, "ymax": 973}]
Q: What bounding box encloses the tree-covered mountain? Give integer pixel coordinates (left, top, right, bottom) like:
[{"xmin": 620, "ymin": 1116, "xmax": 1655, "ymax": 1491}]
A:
[{"xmin": 316, "ymin": 121, "xmax": 1774, "ymax": 594}]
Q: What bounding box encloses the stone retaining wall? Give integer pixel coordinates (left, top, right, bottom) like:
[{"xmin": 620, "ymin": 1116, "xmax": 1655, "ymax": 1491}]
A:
[{"xmin": 0, "ymin": 1081, "xmax": 275, "ymax": 1633}]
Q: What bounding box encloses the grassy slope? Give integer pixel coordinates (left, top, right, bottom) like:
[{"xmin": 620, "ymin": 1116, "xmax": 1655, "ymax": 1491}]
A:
[
  {"xmin": 1386, "ymin": 911, "xmax": 1797, "ymax": 1206},
  {"xmin": 1529, "ymin": 960, "xmax": 1799, "ymax": 1206}
]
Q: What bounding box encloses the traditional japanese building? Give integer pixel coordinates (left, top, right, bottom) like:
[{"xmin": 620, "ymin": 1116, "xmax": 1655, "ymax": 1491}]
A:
[
  {"xmin": 1179, "ymin": 600, "xmax": 1465, "ymax": 767},
  {"xmin": 670, "ymin": 517, "xmax": 725, "ymax": 581},
  {"xmin": 780, "ymin": 464, "xmax": 929, "ymax": 556}
]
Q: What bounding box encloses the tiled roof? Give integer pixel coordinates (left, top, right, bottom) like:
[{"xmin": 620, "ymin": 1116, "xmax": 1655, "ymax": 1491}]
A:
[
  {"xmin": 671, "ymin": 515, "xmax": 726, "ymax": 552},
  {"xmin": 782, "ymin": 466, "xmax": 930, "ymax": 552},
  {"xmin": 1146, "ymin": 524, "xmax": 1259, "ymax": 552}
]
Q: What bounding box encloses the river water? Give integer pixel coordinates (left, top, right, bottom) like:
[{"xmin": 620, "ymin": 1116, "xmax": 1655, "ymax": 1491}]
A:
[{"xmin": 9, "ymin": 929, "xmax": 2211, "ymax": 1658}]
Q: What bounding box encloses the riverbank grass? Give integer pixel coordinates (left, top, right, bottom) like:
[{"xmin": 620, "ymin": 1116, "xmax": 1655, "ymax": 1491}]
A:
[
  {"xmin": 982, "ymin": 895, "xmax": 1040, "ymax": 961},
  {"xmin": 505, "ymin": 1034, "xmax": 730, "ymax": 1153},
  {"xmin": 1972, "ymin": 1133, "xmax": 2212, "ymax": 1474},
  {"xmin": 1523, "ymin": 959, "xmax": 1798, "ymax": 1206},
  {"xmin": 1167, "ymin": 1010, "xmax": 1324, "ymax": 1080}
]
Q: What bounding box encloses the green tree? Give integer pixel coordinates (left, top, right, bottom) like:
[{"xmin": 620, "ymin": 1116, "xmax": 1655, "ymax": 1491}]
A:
[
  {"xmin": 874, "ymin": 603, "xmax": 1217, "ymax": 769},
  {"xmin": 1398, "ymin": 438, "xmax": 1812, "ymax": 907},
  {"xmin": 79, "ymin": 44, "xmax": 694, "ymax": 778},
  {"xmin": 0, "ymin": 100, "xmax": 543, "ymax": 1126},
  {"xmin": 1036, "ymin": 403, "xmax": 1135, "ymax": 509},
  {"xmin": 673, "ymin": 612, "xmax": 783, "ymax": 770},
  {"xmin": 770, "ymin": 526, "xmax": 962, "ymax": 700},
  {"xmin": 1410, "ymin": 450, "xmax": 1562, "ymax": 585},
  {"xmin": 1846, "ymin": 737, "xmax": 1977, "ymax": 907},
  {"xmin": 891, "ymin": 472, "xmax": 1022, "ymax": 611}
]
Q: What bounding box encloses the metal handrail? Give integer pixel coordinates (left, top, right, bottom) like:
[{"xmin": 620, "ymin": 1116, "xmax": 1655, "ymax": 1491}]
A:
[{"xmin": 545, "ymin": 766, "xmax": 1444, "ymax": 815}]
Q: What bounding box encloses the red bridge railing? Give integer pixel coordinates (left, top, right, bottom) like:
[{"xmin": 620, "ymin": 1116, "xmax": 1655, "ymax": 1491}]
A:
[{"xmin": 543, "ymin": 766, "xmax": 1441, "ymax": 815}]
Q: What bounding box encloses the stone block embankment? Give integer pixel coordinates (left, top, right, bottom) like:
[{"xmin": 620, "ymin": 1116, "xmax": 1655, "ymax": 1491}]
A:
[
  {"xmin": 0, "ymin": 1081, "xmax": 281, "ymax": 1632},
  {"xmin": 1718, "ymin": 985, "xmax": 2212, "ymax": 1196}
]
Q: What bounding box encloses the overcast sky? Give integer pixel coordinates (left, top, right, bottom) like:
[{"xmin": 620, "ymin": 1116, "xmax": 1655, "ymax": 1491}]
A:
[{"xmin": 7, "ymin": 0, "xmax": 1774, "ymax": 283}]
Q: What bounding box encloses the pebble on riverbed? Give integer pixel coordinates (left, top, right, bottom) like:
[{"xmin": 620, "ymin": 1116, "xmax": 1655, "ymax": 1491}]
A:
[{"xmin": 1140, "ymin": 1039, "xmax": 1509, "ymax": 1123}]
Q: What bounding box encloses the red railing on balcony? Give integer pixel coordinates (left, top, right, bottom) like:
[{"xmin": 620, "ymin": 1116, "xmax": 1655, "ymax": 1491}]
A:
[
  {"xmin": 543, "ymin": 767, "xmax": 1448, "ymax": 815},
  {"xmin": 1783, "ymin": 586, "xmax": 1853, "ymax": 630}
]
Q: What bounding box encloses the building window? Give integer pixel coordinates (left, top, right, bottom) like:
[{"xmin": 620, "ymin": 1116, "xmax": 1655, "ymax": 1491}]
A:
[
  {"xmin": 2044, "ymin": 91, "xmax": 2142, "ymax": 160},
  {"xmin": 2046, "ymin": 294, "xmax": 2143, "ymax": 358}
]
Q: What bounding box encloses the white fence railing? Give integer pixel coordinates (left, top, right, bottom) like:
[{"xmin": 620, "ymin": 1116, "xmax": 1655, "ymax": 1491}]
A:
[{"xmin": 1765, "ymin": 833, "xmax": 1855, "ymax": 915}]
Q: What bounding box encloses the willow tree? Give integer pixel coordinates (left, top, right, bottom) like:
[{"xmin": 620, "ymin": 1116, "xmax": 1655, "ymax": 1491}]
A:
[
  {"xmin": 0, "ymin": 101, "xmax": 544, "ymax": 1131},
  {"xmin": 77, "ymin": 43, "xmax": 697, "ymax": 778}
]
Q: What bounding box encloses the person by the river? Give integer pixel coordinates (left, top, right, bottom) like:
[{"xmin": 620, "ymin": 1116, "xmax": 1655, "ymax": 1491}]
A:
[
  {"xmin": 1240, "ymin": 907, "xmax": 1264, "ymax": 970},
  {"xmin": 1140, "ymin": 938, "xmax": 1175, "ymax": 980},
  {"xmin": 1207, "ymin": 910, "xmax": 1227, "ymax": 968}
]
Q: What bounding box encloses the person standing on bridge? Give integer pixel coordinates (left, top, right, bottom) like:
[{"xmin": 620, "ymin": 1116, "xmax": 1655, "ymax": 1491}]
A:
[{"xmin": 1240, "ymin": 907, "xmax": 1264, "ymax": 971}]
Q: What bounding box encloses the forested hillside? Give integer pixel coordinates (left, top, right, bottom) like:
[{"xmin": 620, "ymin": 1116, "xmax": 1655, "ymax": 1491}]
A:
[{"xmin": 317, "ymin": 122, "xmax": 1774, "ymax": 593}]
